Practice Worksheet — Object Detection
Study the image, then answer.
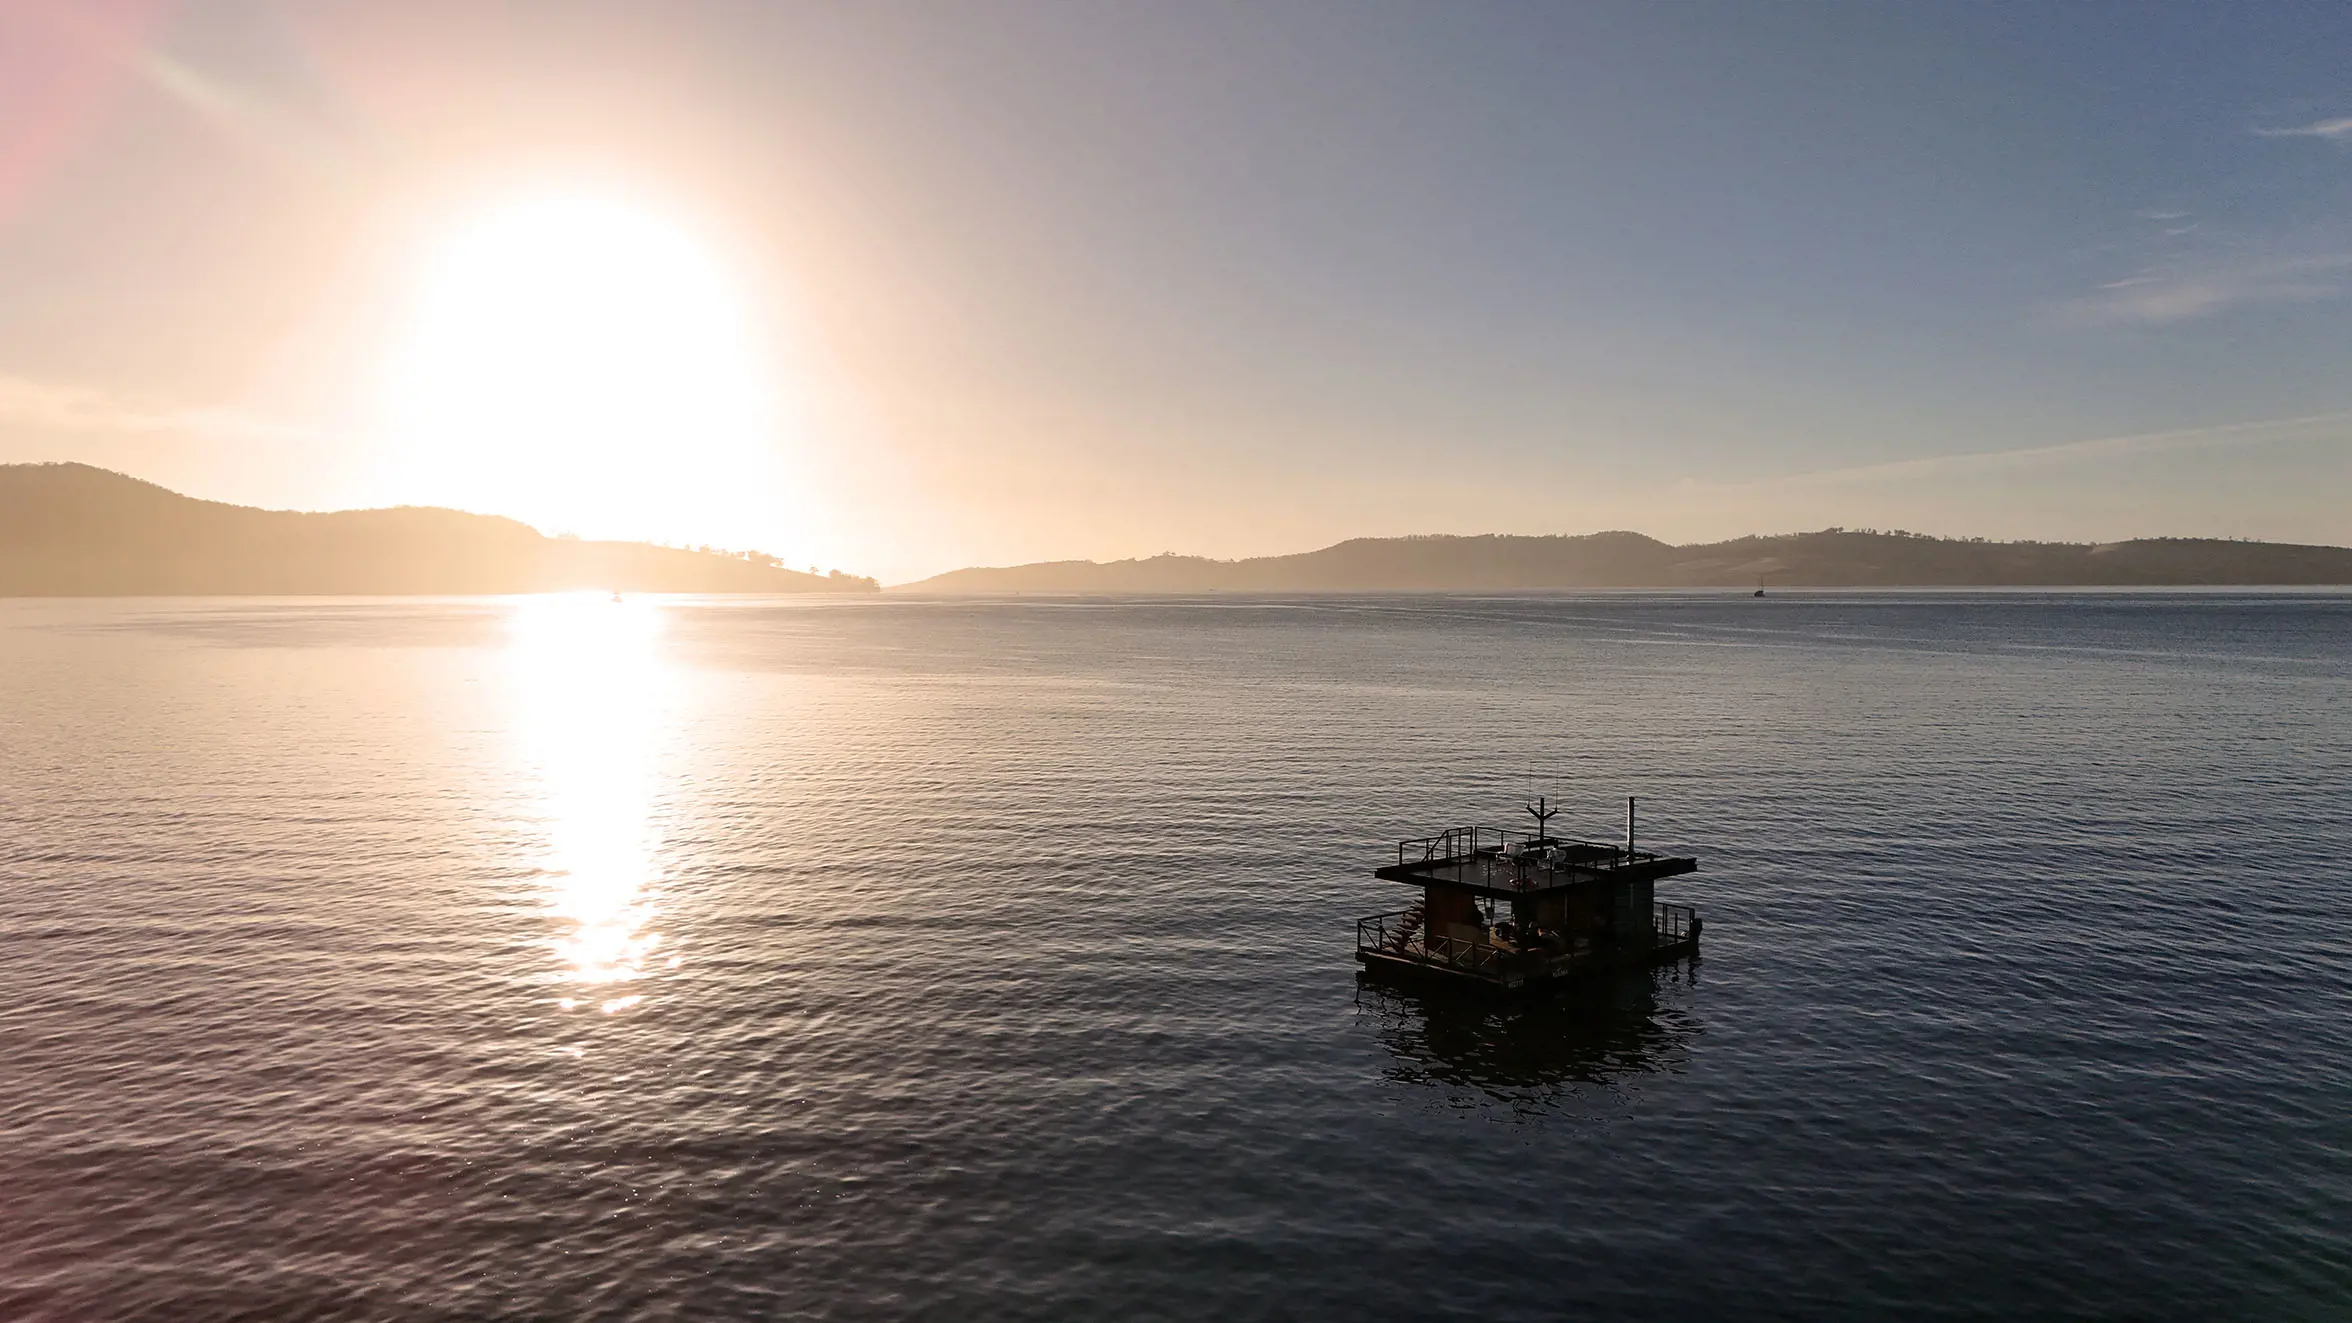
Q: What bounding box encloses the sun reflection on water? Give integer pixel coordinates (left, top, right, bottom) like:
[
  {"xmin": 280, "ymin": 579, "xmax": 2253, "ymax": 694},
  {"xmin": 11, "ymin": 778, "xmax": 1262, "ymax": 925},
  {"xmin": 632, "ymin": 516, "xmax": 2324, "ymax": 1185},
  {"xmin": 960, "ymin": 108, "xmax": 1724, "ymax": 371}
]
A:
[{"xmin": 509, "ymin": 594, "xmax": 672, "ymax": 1013}]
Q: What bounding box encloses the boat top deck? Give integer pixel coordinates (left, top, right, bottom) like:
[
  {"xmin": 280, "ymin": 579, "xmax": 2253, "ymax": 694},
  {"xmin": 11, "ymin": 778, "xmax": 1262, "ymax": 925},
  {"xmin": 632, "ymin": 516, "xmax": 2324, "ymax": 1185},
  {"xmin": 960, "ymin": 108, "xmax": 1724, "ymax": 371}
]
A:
[{"xmin": 1374, "ymin": 826, "xmax": 1696, "ymax": 898}]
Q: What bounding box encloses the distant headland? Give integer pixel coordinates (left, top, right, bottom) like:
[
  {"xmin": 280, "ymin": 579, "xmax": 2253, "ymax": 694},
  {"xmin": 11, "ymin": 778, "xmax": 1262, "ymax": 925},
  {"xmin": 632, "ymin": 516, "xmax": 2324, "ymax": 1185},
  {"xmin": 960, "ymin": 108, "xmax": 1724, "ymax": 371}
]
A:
[
  {"xmin": 896, "ymin": 530, "xmax": 2352, "ymax": 594},
  {"xmin": 15, "ymin": 462, "xmax": 2350, "ymax": 597},
  {"xmin": 0, "ymin": 463, "xmax": 878, "ymax": 596}
]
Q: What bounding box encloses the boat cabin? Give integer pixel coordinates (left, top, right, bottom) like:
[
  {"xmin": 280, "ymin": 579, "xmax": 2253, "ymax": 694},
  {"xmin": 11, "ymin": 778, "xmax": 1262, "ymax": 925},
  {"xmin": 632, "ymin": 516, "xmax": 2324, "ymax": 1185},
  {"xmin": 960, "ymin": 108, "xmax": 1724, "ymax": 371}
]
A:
[{"xmin": 1356, "ymin": 798, "xmax": 1700, "ymax": 991}]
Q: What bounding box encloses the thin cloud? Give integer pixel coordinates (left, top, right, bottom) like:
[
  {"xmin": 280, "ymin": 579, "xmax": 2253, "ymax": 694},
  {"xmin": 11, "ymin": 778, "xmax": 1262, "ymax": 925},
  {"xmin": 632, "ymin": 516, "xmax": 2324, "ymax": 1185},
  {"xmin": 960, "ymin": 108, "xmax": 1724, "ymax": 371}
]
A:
[
  {"xmin": 0, "ymin": 374, "xmax": 315, "ymax": 443},
  {"xmin": 2253, "ymin": 116, "xmax": 2352, "ymax": 140},
  {"xmin": 45, "ymin": 3, "xmax": 367, "ymax": 183},
  {"xmin": 2050, "ymin": 252, "xmax": 2352, "ymax": 326},
  {"xmin": 133, "ymin": 48, "xmax": 364, "ymax": 182},
  {"xmin": 1751, "ymin": 410, "xmax": 2352, "ymax": 492}
]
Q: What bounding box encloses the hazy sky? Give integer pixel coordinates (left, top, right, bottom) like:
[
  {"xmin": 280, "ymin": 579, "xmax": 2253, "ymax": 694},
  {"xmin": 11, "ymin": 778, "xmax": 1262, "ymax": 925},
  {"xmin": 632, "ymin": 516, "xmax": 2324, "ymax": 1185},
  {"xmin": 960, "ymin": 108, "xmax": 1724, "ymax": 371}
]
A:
[{"xmin": 2, "ymin": 2, "xmax": 2349, "ymax": 581}]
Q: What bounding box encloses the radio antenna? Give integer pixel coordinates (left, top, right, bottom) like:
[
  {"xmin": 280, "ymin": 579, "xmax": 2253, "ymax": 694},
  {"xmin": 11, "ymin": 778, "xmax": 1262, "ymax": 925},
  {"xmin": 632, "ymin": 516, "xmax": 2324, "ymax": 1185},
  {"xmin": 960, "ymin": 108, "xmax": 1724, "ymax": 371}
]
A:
[{"xmin": 1526, "ymin": 794, "xmax": 1558, "ymax": 840}]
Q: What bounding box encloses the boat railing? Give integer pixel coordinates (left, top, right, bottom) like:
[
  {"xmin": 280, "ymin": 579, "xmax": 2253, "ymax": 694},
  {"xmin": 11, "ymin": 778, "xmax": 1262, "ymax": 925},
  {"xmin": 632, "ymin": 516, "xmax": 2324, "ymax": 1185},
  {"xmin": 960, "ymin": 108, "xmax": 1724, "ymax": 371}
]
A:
[
  {"xmin": 1354, "ymin": 909, "xmax": 1510, "ymax": 977},
  {"xmin": 1356, "ymin": 908, "xmax": 1418, "ymax": 955},
  {"xmin": 1654, "ymin": 902, "xmax": 1699, "ymax": 944},
  {"xmin": 1395, "ymin": 826, "xmax": 1667, "ymax": 874},
  {"xmin": 1362, "ymin": 905, "xmax": 1695, "ymax": 978}
]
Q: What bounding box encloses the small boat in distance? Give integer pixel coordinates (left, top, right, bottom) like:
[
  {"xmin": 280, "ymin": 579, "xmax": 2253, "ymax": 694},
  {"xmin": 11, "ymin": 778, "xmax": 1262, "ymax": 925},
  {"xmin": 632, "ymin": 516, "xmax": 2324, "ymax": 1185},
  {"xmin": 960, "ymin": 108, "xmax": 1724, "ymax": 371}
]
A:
[
  {"xmin": 1357, "ymin": 796, "xmax": 1700, "ymax": 992},
  {"xmin": 1754, "ymin": 587, "xmax": 1766, "ymax": 597}
]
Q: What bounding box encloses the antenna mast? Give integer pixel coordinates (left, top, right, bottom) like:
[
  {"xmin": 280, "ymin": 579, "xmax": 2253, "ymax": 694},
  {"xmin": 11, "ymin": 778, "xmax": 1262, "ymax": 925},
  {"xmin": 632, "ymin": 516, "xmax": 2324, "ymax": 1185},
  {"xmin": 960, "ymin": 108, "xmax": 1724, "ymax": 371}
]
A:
[{"xmin": 1526, "ymin": 794, "xmax": 1558, "ymax": 842}]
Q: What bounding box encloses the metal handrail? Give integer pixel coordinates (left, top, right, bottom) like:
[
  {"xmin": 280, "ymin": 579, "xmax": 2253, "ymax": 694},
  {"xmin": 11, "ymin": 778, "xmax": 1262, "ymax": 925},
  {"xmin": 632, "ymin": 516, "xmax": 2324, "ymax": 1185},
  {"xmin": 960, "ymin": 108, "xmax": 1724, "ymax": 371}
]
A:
[
  {"xmin": 1355, "ymin": 910, "xmax": 1521, "ymax": 976},
  {"xmin": 1356, "ymin": 909, "xmax": 1417, "ymax": 953},
  {"xmin": 1396, "ymin": 825, "xmax": 1667, "ymax": 872},
  {"xmin": 1654, "ymin": 902, "xmax": 1698, "ymax": 943},
  {"xmin": 1362, "ymin": 903, "xmax": 1701, "ymax": 966}
]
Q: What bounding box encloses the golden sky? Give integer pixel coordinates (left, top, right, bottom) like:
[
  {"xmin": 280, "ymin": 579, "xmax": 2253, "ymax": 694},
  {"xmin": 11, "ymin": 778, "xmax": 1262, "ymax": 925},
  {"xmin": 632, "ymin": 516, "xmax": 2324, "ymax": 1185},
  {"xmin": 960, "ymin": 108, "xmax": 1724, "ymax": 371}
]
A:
[{"xmin": 2, "ymin": 2, "xmax": 2349, "ymax": 581}]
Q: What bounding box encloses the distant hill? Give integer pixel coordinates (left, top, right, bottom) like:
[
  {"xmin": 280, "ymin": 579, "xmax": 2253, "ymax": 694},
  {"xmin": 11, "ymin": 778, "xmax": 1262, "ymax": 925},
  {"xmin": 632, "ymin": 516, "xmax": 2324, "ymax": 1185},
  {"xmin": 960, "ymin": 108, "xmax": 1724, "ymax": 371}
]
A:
[
  {"xmin": 0, "ymin": 463, "xmax": 877, "ymax": 595},
  {"xmin": 897, "ymin": 530, "xmax": 2352, "ymax": 593}
]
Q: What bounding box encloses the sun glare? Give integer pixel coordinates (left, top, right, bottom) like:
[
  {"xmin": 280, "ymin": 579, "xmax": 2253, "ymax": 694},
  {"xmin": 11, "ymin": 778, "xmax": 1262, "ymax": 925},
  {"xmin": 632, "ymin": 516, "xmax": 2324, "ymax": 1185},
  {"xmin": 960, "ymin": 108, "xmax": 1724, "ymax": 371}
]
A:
[
  {"xmin": 379, "ymin": 193, "xmax": 781, "ymax": 544},
  {"xmin": 510, "ymin": 593, "xmax": 672, "ymax": 1011}
]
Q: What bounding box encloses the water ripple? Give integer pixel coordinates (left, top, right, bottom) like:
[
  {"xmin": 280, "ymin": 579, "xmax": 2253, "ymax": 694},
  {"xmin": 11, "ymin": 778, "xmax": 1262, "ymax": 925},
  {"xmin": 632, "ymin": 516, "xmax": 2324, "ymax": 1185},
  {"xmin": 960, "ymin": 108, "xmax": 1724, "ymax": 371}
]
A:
[{"xmin": 1, "ymin": 592, "xmax": 2348, "ymax": 1319}]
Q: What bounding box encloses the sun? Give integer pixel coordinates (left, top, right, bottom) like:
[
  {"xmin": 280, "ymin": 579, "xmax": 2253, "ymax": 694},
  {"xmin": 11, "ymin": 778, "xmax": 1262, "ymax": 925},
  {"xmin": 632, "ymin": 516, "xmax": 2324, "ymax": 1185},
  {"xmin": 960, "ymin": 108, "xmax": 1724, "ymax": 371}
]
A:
[{"xmin": 377, "ymin": 193, "xmax": 782, "ymax": 545}]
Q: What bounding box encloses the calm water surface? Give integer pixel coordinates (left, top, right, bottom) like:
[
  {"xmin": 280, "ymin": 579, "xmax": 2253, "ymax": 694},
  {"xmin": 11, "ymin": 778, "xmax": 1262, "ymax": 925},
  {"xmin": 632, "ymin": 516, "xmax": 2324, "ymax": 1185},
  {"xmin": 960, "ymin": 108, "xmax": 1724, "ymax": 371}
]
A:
[{"xmin": 2, "ymin": 592, "xmax": 2348, "ymax": 1320}]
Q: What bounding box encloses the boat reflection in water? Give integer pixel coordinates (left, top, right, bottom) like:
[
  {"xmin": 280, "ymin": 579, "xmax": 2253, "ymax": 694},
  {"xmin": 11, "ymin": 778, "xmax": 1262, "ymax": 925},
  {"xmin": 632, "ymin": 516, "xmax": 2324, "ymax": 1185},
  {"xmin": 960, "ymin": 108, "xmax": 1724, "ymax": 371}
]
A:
[{"xmin": 1360, "ymin": 964, "xmax": 1701, "ymax": 1112}]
